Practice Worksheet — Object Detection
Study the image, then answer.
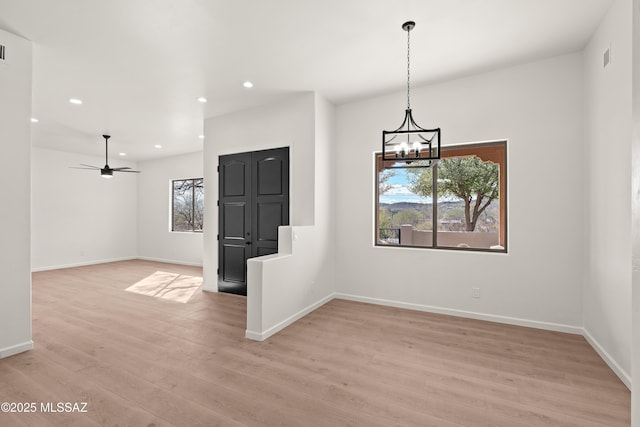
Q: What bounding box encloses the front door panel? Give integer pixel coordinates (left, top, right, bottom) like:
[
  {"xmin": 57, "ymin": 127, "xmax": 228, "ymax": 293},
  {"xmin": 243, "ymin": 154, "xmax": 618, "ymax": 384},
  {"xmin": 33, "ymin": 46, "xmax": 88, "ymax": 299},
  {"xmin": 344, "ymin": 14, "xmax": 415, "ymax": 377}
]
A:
[
  {"xmin": 218, "ymin": 153, "xmax": 251, "ymax": 293},
  {"xmin": 218, "ymin": 147, "xmax": 289, "ymax": 295},
  {"xmin": 252, "ymin": 150, "xmax": 289, "ymax": 258}
]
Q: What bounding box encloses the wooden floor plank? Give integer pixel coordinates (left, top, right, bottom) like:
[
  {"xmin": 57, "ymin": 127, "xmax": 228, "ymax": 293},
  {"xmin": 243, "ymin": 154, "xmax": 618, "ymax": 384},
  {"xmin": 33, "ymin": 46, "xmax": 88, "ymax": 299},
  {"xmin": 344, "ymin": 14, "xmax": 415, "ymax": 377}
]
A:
[{"xmin": 0, "ymin": 260, "xmax": 631, "ymax": 426}]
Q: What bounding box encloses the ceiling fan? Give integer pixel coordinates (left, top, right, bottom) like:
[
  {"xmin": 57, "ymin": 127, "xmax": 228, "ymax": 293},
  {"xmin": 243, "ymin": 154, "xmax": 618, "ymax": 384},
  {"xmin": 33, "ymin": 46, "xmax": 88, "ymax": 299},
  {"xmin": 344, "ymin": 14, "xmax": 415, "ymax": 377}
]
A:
[{"xmin": 71, "ymin": 135, "xmax": 140, "ymax": 178}]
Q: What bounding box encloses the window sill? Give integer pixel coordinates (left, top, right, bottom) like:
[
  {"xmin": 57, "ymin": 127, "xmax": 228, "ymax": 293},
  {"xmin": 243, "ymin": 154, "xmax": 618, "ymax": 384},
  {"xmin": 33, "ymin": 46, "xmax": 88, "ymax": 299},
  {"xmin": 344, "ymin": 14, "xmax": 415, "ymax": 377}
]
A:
[{"xmin": 373, "ymin": 243, "xmax": 508, "ymax": 254}]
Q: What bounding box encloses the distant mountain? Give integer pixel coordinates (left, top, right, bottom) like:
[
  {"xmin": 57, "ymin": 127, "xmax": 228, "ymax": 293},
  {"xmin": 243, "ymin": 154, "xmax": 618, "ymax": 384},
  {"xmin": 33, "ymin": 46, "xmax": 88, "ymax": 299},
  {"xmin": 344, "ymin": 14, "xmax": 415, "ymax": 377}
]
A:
[{"xmin": 380, "ymin": 200, "xmax": 461, "ymax": 209}]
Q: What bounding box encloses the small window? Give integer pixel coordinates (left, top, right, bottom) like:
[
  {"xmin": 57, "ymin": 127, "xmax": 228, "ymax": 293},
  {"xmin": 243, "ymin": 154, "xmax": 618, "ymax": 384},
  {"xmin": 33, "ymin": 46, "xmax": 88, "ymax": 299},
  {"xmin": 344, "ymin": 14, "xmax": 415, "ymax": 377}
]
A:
[
  {"xmin": 172, "ymin": 178, "xmax": 204, "ymax": 232},
  {"xmin": 376, "ymin": 141, "xmax": 506, "ymax": 252}
]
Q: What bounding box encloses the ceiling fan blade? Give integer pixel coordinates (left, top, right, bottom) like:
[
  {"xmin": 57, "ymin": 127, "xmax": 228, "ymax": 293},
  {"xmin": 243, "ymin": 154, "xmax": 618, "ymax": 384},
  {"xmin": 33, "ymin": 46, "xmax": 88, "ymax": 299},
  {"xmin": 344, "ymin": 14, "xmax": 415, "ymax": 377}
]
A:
[{"xmin": 74, "ymin": 135, "xmax": 143, "ymax": 177}]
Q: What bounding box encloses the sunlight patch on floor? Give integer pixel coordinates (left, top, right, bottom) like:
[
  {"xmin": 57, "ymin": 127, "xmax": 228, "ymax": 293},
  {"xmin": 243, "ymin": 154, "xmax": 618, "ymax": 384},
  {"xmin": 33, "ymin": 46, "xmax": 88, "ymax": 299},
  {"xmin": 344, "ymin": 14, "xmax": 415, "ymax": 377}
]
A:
[{"xmin": 125, "ymin": 271, "xmax": 202, "ymax": 303}]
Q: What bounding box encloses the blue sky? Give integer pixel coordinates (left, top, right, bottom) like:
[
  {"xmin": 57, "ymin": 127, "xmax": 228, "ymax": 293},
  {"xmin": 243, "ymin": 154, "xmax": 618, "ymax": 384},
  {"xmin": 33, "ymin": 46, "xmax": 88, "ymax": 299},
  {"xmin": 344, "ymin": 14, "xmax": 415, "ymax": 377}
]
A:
[
  {"xmin": 380, "ymin": 168, "xmax": 463, "ymax": 204},
  {"xmin": 379, "ymin": 169, "xmax": 432, "ymax": 204}
]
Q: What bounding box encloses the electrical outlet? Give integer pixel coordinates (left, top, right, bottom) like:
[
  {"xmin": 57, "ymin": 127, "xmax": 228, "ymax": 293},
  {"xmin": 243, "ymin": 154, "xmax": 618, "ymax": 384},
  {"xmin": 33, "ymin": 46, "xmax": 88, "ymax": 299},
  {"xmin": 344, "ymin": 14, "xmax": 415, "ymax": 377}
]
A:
[{"xmin": 471, "ymin": 287, "xmax": 481, "ymax": 298}]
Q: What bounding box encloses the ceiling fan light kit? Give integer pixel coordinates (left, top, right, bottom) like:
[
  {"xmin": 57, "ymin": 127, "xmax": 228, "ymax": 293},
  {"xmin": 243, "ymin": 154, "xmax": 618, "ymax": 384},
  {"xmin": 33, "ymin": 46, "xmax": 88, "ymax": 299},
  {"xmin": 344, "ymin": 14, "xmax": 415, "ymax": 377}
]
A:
[
  {"xmin": 70, "ymin": 135, "xmax": 141, "ymax": 178},
  {"xmin": 382, "ymin": 21, "xmax": 441, "ymax": 169}
]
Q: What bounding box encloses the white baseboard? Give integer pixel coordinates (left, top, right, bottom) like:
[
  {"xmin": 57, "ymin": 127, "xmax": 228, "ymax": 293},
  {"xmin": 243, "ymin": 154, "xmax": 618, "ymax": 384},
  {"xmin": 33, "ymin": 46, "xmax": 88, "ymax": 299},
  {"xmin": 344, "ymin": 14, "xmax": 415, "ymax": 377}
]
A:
[
  {"xmin": 32, "ymin": 257, "xmax": 137, "ymax": 272},
  {"xmin": 582, "ymin": 328, "xmax": 631, "ymax": 390},
  {"xmin": 0, "ymin": 340, "xmax": 33, "ymax": 359},
  {"xmin": 246, "ymin": 292, "xmax": 582, "ymax": 341},
  {"xmin": 32, "ymin": 257, "xmax": 202, "ymax": 273},
  {"xmin": 244, "ymin": 329, "xmax": 264, "ymax": 341},
  {"xmin": 202, "ymin": 284, "xmax": 219, "ymax": 293},
  {"xmin": 136, "ymin": 256, "xmax": 203, "ymax": 267},
  {"xmin": 334, "ymin": 293, "xmax": 583, "ymax": 335},
  {"xmin": 246, "ymin": 292, "xmax": 335, "ymax": 341}
]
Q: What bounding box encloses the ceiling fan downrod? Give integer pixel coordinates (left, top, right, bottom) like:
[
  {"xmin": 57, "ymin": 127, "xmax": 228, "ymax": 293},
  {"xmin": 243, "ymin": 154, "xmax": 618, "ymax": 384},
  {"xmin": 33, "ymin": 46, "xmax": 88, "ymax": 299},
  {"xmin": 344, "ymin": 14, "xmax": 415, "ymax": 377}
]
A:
[{"xmin": 103, "ymin": 134, "xmax": 111, "ymax": 168}]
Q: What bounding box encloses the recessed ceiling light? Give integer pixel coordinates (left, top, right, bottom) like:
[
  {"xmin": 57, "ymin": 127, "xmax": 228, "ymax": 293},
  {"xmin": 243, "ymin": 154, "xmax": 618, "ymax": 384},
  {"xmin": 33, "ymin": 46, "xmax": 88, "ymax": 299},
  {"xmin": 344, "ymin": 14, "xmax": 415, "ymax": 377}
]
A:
[
  {"xmin": 69, "ymin": 98, "xmax": 83, "ymax": 105},
  {"xmin": 119, "ymin": 152, "xmax": 127, "ymax": 157},
  {"xmin": 154, "ymin": 144, "xmax": 162, "ymax": 149},
  {"xmin": 197, "ymin": 97, "xmax": 207, "ymax": 103},
  {"xmin": 30, "ymin": 118, "xmax": 38, "ymax": 123},
  {"xmin": 198, "ymin": 135, "xmax": 205, "ymax": 139},
  {"xmin": 243, "ymin": 81, "xmax": 254, "ymax": 88}
]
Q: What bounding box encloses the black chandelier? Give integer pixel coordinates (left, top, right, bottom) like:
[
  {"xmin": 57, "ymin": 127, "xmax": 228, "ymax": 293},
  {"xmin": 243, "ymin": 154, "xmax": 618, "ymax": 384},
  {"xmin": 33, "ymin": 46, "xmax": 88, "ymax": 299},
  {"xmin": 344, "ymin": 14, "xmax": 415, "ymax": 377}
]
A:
[{"xmin": 382, "ymin": 21, "xmax": 440, "ymax": 169}]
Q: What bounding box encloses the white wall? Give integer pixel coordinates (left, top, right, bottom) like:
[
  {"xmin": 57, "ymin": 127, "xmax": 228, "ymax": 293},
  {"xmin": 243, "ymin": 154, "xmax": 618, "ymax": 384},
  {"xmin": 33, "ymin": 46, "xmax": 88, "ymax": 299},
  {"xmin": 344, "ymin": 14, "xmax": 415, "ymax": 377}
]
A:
[
  {"xmin": 203, "ymin": 93, "xmax": 317, "ymax": 291},
  {"xmin": 313, "ymin": 92, "xmax": 336, "ymax": 295},
  {"xmin": 137, "ymin": 151, "xmax": 203, "ymax": 266},
  {"xmin": 583, "ymin": 0, "xmax": 633, "ymax": 387},
  {"xmin": 335, "ymin": 53, "xmax": 585, "ymax": 332},
  {"xmin": 32, "ymin": 148, "xmax": 203, "ymax": 269},
  {"xmin": 204, "ymin": 93, "xmax": 336, "ymax": 339},
  {"xmin": 31, "ymin": 148, "xmax": 138, "ymax": 271},
  {"xmin": 246, "ymin": 94, "xmax": 337, "ymax": 339},
  {"xmin": 246, "ymin": 225, "xmax": 335, "ymax": 339},
  {"xmin": 0, "ymin": 29, "xmax": 32, "ymax": 358},
  {"xmin": 631, "ymin": 0, "xmax": 640, "ymax": 422}
]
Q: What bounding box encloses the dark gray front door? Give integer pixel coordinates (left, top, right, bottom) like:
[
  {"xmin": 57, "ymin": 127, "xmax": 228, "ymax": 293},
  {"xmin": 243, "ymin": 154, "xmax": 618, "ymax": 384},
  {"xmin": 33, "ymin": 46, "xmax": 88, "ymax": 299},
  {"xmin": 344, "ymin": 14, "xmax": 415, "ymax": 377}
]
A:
[{"xmin": 218, "ymin": 147, "xmax": 289, "ymax": 295}]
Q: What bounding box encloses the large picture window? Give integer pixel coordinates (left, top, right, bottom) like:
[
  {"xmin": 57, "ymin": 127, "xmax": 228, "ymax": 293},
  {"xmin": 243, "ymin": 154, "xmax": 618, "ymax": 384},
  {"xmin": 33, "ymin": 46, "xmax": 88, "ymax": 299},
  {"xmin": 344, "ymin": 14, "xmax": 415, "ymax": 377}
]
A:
[
  {"xmin": 172, "ymin": 178, "xmax": 204, "ymax": 232},
  {"xmin": 376, "ymin": 141, "xmax": 506, "ymax": 252}
]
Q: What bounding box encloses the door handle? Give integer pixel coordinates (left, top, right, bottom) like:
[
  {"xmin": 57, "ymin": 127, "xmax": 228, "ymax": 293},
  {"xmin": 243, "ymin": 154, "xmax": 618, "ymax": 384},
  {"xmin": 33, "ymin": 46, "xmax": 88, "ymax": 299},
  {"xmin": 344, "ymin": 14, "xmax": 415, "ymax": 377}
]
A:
[{"xmin": 246, "ymin": 241, "xmax": 252, "ymax": 245}]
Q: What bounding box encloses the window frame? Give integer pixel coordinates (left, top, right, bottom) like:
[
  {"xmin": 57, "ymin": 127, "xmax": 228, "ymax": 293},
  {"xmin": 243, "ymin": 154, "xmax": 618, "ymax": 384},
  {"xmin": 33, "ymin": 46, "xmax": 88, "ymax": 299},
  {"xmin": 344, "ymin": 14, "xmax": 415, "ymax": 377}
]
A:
[
  {"xmin": 374, "ymin": 140, "xmax": 507, "ymax": 253},
  {"xmin": 171, "ymin": 177, "xmax": 204, "ymax": 233}
]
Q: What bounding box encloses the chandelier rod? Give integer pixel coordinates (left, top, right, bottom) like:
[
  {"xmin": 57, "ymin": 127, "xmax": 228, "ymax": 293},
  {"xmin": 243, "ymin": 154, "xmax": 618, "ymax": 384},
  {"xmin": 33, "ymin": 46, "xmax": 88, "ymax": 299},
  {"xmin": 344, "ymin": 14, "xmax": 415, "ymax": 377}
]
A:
[{"xmin": 406, "ymin": 22, "xmax": 411, "ymax": 110}]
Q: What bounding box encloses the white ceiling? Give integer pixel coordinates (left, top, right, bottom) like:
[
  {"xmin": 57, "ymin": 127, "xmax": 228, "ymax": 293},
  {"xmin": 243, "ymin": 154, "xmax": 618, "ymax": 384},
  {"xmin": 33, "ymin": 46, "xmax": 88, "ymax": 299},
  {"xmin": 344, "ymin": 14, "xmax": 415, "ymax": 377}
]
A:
[{"xmin": 0, "ymin": 0, "xmax": 612, "ymax": 161}]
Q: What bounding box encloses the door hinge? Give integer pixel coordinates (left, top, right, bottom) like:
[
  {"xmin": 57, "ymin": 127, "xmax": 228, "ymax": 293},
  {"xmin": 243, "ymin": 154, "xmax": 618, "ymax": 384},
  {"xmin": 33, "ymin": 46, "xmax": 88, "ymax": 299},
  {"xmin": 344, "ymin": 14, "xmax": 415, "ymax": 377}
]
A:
[
  {"xmin": 217, "ymin": 268, "xmax": 220, "ymax": 275},
  {"xmin": 217, "ymin": 200, "xmax": 219, "ymax": 206},
  {"xmin": 217, "ymin": 234, "xmax": 219, "ymax": 241},
  {"xmin": 217, "ymin": 165, "xmax": 220, "ymax": 173}
]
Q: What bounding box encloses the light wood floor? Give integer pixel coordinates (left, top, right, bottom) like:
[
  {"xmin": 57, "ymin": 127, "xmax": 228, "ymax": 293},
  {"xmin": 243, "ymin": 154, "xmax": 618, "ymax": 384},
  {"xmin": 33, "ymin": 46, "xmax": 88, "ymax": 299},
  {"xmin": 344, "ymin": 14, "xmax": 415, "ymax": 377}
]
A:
[{"xmin": 0, "ymin": 260, "xmax": 630, "ymax": 426}]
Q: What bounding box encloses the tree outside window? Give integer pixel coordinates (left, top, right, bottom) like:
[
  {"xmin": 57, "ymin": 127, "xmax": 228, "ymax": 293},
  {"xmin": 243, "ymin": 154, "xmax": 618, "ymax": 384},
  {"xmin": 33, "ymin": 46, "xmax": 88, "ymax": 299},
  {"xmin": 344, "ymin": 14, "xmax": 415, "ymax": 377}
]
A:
[{"xmin": 172, "ymin": 178, "xmax": 204, "ymax": 232}]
